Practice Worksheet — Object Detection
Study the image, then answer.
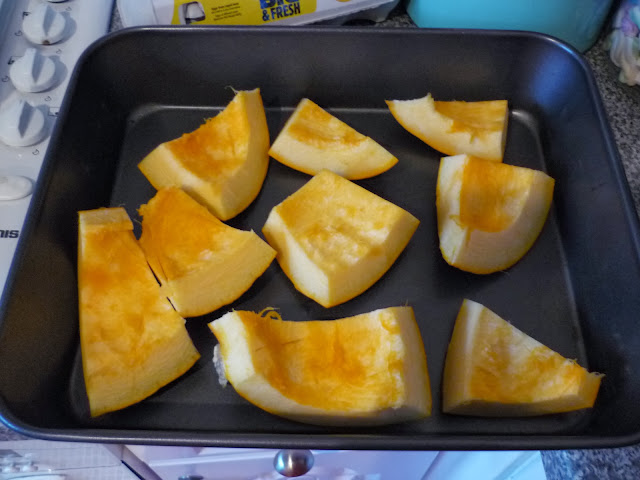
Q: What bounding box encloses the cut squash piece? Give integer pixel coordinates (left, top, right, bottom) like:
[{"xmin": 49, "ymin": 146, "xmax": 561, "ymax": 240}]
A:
[
  {"xmin": 78, "ymin": 207, "xmax": 200, "ymax": 417},
  {"xmin": 138, "ymin": 88, "xmax": 270, "ymax": 221},
  {"xmin": 386, "ymin": 93, "xmax": 508, "ymax": 162},
  {"xmin": 436, "ymin": 154, "xmax": 554, "ymax": 274},
  {"xmin": 209, "ymin": 306, "xmax": 431, "ymax": 426},
  {"xmin": 269, "ymin": 98, "xmax": 397, "ymax": 179},
  {"xmin": 443, "ymin": 299, "xmax": 603, "ymax": 416},
  {"xmin": 138, "ymin": 187, "xmax": 276, "ymax": 317},
  {"xmin": 262, "ymin": 170, "xmax": 419, "ymax": 308}
]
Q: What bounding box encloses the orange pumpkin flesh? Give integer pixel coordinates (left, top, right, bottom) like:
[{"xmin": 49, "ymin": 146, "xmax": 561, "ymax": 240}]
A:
[{"xmin": 78, "ymin": 207, "xmax": 200, "ymax": 417}]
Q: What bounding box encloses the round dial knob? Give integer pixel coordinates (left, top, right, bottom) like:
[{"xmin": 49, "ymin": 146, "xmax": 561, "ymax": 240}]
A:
[
  {"xmin": 19, "ymin": 462, "xmax": 38, "ymax": 472},
  {"xmin": 0, "ymin": 99, "xmax": 47, "ymax": 147},
  {"xmin": 9, "ymin": 48, "xmax": 57, "ymax": 93},
  {"xmin": 1, "ymin": 463, "xmax": 19, "ymax": 473},
  {"xmin": 22, "ymin": 3, "xmax": 67, "ymax": 45}
]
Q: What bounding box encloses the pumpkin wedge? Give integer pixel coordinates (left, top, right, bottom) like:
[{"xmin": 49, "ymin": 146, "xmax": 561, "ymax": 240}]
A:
[
  {"xmin": 443, "ymin": 299, "xmax": 603, "ymax": 416},
  {"xmin": 262, "ymin": 170, "xmax": 419, "ymax": 308},
  {"xmin": 386, "ymin": 93, "xmax": 508, "ymax": 162},
  {"xmin": 209, "ymin": 306, "xmax": 431, "ymax": 426},
  {"xmin": 437, "ymin": 154, "xmax": 554, "ymax": 274},
  {"xmin": 269, "ymin": 98, "xmax": 397, "ymax": 179},
  {"xmin": 138, "ymin": 187, "xmax": 276, "ymax": 317},
  {"xmin": 78, "ymin": 207, "xmax": 200, "ymax": 417},
  {"xmin": 138, "ymin": 88, "xmax": 270, "ymax": 221}
]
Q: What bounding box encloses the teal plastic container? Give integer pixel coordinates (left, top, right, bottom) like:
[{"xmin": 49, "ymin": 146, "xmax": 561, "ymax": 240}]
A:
[{"xmin": 406, "ymin": 0, "xmax": 614, "ymax": 52}]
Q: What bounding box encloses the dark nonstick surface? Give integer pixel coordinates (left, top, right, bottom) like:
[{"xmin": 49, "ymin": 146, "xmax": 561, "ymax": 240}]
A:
[{"xmin": 1, "ymin": 27, "xmax": 639, "ymax": 450}]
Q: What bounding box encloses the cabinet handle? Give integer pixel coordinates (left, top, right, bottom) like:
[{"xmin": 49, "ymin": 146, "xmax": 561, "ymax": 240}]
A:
[{"xmin": 273, "ymin": 449, "xmax": 315, "ymax": 477}]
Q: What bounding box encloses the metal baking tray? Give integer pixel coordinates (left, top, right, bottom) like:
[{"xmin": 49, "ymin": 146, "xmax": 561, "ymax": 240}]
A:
[{"xmin": 2, "ymin": 27, "xmax": 640, "ymax": 450}]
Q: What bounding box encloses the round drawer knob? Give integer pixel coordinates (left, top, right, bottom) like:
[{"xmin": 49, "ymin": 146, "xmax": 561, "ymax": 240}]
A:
[{"xmin": 273, "ymin": 449, "xmax": 314, "ymax": 477}]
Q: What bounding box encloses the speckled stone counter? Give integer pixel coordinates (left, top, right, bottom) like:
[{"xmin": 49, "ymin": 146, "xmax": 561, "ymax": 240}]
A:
[
  {"xmin": 541, "ymin": 447, "xmax": 640, "ymax": 480},
  {"xmin": 3, "ymin": 4, "xmax": 640, "ymax": 479}
]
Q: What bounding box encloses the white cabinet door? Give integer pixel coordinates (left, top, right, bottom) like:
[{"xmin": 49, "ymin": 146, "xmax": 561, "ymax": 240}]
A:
[{"xmin": 124, "ymin": 446, "xmax": 439, "ymax": 480}]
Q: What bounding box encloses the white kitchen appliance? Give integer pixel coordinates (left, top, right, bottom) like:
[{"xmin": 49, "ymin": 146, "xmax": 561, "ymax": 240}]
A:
[
  {"xmin": 0, "ymin": 0, "xmax": 114, "ymax": 296},
  {"xmin": 1, "ymin": 449, "xmax": 64, "ymax": 480},
  {"xmin": 1, "ymin": 441, "xmax": 141, "ymax": 480}
]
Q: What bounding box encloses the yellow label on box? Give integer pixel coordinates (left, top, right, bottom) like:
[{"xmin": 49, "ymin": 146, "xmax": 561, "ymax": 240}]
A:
[{"xmin": 171, "ymin": 0, "xmax": 317, "ymax": 25}]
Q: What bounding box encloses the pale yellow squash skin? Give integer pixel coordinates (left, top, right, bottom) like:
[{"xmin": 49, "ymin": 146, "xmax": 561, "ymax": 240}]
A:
[
  {"xmin": 386, "ymin": 94, "xmax": 508, "ymax": 162},
  {"xmin": 262, "ymin": 170, "xmax": 420, "ymax": 308},
  {"xmin": 78, "ymin": 207, "xmax": 200, "ymax": 417},
  {"xmin": 436, "ymin": 154, "xmax": 555, "ymax": 274},
  {"xmin": 138, "ymin": 187, "xmax": 276, "ymax": 317},
  {"xmin": 443, "ymin": 299, "xmax": 602, "ymax": 416},
  {"xmin": 269, "ymin": 98, "xmax": 397, "ymax": 179},
  {"xmin": 209, "ymin": 306, "xmax": 431, "ymax": 426},
  {"xmin": 138, "ymin": 88, "xmax": 270, "ymax": 221}
]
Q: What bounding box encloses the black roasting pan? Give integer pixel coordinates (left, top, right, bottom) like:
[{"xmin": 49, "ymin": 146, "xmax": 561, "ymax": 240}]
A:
[{"xmin": 1, "ymin": 26, "xmax": 640, "ymax": 450}]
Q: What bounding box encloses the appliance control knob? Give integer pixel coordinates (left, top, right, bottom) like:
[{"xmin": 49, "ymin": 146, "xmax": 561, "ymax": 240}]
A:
[
  {"xmin": 0, "ymin": 99, "xmax": 47, "ymax": 147},
  {"xmin": 22, "ymin": 3, "xmax": 67, "ymax": 45},
  {"xmin": 0, "ymin": 177, "xmax": 33, "ymax": 200},
  {"xmin": 9, "ymin": 48, "xmax": 57, "ymax": 93},
  {"xmin": 1, "ymin": 464, "xmax": 19, "ymax": 473},
  {"xmin": 20, "ymin": 462, "xmax": 39, "ymax": 472}
]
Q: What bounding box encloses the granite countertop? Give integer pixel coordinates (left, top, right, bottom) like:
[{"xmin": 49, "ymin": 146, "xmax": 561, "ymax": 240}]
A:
[{"xmin": 3, "ymin": 4, "xmax": 640, "ymax": 479}]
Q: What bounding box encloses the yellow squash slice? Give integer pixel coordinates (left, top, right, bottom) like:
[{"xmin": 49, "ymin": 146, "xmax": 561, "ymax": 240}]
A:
[
  {"xmin": 138, "ymin": 88, "xmax": 270, "ymax": 221},
  {"xmin": 436, "ymin": 154, "xmax": 554, "ymax": 274},
  {"xmin": 138, "ymin": 187, "xmax": 276, "ymax": 317},
  {"xmin": 209, "ymin": 306, "xmax": 431, "ymax": 426},
  {"xmin": 262, "ymin": 170, "xmax": 419, "ymax": 308},
  {"xmin": 386, "ymin": 93, "xmax": 508, "ymax": 162},
  {"xmin": 78, "ymin": 207, "xmax": 200, "ymax": 417},
  {"xmin": 443, "ymin": 299, "xmax": 603, "ymax": 416},
  {"xmin": 269, "ymin": 98, "xmax": 397, "ymax": 179}
]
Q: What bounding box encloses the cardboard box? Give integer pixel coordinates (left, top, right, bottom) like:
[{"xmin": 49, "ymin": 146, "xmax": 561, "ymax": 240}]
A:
[{"xmin": 118, "ymin": 0, "xmax": 400, "ymax": 26}]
